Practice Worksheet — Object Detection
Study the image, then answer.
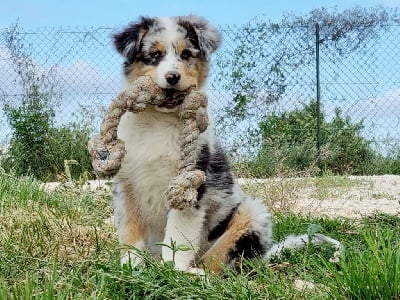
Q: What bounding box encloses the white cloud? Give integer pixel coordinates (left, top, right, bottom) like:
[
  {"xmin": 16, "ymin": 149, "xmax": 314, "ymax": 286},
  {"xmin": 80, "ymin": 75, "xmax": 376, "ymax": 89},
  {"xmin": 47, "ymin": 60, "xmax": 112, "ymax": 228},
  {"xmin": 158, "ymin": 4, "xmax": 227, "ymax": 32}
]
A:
[
  {"xmin": 361, "ymin": 87, "xmax": 400, "ymax": 134},
  {"xmin": 0, "ymin": 47, "xmax": 19, "ymax": 94},
  {"xmin": 56, "ymin": 59, "xmax": 122, "ymax": 98},
  {"xmin": 375, "ymin": 0, "xmax": 400, "ymax": 7},
  {"xmin": 0, "ymin": 46, "xmax": 124, "ymax": 141}
]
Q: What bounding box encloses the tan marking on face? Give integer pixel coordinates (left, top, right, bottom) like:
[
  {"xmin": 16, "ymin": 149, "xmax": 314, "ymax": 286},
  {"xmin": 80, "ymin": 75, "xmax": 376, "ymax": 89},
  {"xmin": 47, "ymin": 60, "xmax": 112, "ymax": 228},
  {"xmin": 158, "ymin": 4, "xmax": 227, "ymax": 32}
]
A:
[
  {"xmin": 117, "ymin": 179, "xmax": 147, "ymax": 254},
  {"xmin": 176, "ymin": 58, "xmax": 209, "ymax": 90},
  {"xmin": 126, "ymin": 61, "xmax": 158, "ymax": 84},
  {"xmin": 175, "ymin": 40, "xmax": 188, "ymax": 54},
  {"xmin": 201, "ymin": 210, "xmax": 252, "ymax": 273},
  {"xmin": 126, "ymin": 59, "xmax": 209, "ymax": 90},
  {"xmin": 175, "ymin": 40, "xmax": 209, "ymax": 89},
  {"xmin": 153, "ymin": 41, "xmax": 166, "ymax": 53}
]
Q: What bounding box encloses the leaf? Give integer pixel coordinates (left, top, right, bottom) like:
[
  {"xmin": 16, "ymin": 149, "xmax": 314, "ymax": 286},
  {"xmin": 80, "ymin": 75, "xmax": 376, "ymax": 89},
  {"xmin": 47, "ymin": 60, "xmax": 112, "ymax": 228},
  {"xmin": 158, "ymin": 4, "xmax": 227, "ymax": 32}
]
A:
[
  {"xmin": 176, "ymin": 245, "xmax": 193, "ymax": 252},
  {"xmin": 307, "ymin": 223, "xmax": 323, "ymax": 238}
]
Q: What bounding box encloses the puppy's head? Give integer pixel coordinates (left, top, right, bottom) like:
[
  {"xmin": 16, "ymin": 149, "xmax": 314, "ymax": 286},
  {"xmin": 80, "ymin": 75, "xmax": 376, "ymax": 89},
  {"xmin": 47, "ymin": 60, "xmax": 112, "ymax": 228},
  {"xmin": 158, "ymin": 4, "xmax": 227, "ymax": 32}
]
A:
[{"xmin": 113, "ymin": 15, "xmax": 221, "ymax": 112}]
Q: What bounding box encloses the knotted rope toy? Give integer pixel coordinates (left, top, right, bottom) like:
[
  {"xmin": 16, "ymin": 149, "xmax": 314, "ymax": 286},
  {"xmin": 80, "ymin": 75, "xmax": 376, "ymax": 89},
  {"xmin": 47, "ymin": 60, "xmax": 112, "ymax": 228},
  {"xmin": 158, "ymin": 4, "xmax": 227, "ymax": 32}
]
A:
[{"xmin": 87, "ymin": 76, "xmax": 209, "ymax": 210}]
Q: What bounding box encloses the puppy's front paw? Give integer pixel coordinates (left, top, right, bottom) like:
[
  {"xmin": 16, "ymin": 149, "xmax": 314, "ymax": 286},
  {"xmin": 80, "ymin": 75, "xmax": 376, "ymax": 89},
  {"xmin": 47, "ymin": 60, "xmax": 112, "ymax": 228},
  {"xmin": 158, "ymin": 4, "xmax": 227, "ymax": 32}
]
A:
[
  {"xmin": 166, "ymin": 170, "xmax": 205, "ymax": 210},
  {"xmin": 185, "ymin": 267, "xmax": 206, "ymax": 276}
]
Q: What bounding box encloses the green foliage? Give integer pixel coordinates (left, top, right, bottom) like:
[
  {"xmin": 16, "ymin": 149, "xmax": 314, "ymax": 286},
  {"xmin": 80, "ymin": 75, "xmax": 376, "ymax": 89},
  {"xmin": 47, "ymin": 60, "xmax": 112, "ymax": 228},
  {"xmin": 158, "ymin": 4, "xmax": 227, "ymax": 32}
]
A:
[
  {"xmin": 372, "ymin": 141, "xmax": 400, "ymax": 175},
  {"xmin": 2, "ymin": 84, "xmax": 57, "ymax": 181},
  {"xmin": 49, "ymin": 122, "xmax": 93, "ymax": 181},
  {"xmin": 249, "ymin": 100, "xmax": 376, "ymax": 176},
  {"xmin": 1, "ymin": 23, "xmax": 94, "ymax": 181},
  {"xmin": 2, "ymin": 86, "xmax": 93, "ymax": 181},
  {"xmin": 323, "ymin": 227, "xmax": 400, "ymax": 299},
  {"xmin": 321, "ymin": 108, "xmax": 375, "ymax": 174}
]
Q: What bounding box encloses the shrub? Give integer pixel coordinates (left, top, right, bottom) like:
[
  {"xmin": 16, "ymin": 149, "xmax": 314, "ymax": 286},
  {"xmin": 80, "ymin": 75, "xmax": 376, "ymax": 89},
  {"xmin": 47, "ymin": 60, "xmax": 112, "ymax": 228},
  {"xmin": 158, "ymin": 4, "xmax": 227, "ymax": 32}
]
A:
[
  {"xmin": 253, "ymin": 100, "xmax": 377, "ymax": 177},
  {"xmin": 48, "ymin": 123, "xmax": 93, "ymax": 181},
  {"xmin": 2, "ymin": 84, "xmax": 94, "ymax": 181},
  {"xmin": 319, "ymin": 108, "xmax": 375, "ymax": 175},
  {"xmin": 2, "ymin": 84, "xmax": 57, "ymax": 181}
]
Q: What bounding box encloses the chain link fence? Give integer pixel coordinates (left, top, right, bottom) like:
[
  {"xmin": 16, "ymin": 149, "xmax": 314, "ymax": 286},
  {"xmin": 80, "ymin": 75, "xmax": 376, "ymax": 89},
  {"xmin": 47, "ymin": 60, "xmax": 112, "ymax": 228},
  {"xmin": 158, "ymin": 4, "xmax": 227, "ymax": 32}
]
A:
[
  {"xmin": 211, "ymin": 21, "xmax": 400, "ymax": 175},
  {"xmin": 0, "ymin": 26, "xmax": 121, "ymax": 138},
  {"xmin": 0, "ymin": 20, "xmax": 399, "ymax": 178}
]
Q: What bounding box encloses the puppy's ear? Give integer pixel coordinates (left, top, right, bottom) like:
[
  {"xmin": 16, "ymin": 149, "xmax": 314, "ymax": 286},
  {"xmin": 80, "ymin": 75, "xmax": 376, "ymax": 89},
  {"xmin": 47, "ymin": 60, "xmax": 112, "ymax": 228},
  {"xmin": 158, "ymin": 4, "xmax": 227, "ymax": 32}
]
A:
[
  {"xmin": 113, "ymin": 17, "xmax": 155, "ymax": 63},
  {"xmin": 178, "ymin": 15, "xmax": 222, "ymax": 58}
]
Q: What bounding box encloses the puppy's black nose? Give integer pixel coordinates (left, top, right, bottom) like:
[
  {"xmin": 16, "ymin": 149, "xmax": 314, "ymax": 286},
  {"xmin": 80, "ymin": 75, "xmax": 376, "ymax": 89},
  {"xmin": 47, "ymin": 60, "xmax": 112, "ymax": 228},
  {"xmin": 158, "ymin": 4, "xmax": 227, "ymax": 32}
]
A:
[{"xmin": 165, "ymin": 71, "xmax": 181, "ymax": 85}]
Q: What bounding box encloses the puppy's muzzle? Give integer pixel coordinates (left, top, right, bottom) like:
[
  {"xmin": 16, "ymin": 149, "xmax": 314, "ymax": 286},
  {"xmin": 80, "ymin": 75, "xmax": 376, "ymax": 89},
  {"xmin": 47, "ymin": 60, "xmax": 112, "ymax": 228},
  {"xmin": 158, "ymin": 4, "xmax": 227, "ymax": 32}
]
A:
[{"xmin": 157, "ymin": 89, "xmax": 185, "ymax": 110}]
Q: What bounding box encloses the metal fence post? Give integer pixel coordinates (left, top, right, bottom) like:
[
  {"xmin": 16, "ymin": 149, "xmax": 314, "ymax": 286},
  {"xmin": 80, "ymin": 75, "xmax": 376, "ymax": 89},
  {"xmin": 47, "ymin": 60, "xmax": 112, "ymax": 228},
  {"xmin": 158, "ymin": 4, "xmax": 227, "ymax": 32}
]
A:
[{"xmin": 315, "ymin": 23, "xmax": 321, "ymax": 163}]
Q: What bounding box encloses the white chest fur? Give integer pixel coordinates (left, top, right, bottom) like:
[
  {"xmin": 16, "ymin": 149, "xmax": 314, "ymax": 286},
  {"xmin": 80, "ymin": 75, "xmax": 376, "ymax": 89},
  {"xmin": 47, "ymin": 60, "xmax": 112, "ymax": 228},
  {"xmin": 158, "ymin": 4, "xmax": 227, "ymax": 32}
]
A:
[{"xmin": 117, "ymin": 110, "xmax": 182, "ymax": 223}]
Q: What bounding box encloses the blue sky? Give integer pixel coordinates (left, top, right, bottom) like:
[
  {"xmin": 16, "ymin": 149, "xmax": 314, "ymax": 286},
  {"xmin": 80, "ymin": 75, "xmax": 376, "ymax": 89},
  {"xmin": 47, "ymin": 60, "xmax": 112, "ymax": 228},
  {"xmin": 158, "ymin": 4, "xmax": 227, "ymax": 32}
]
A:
[{"xmin": 1, "ymin": 0, "xmax": 400, "ymax": 28}]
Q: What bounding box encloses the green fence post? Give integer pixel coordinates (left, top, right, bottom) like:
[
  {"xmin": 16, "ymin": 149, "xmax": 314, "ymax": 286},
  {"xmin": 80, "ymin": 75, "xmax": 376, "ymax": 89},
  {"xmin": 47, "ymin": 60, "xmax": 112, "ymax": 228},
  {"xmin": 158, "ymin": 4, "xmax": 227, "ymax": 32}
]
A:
[{"xmin": 315, "ymin": 23, "xmax": 321, "ymax": 165}]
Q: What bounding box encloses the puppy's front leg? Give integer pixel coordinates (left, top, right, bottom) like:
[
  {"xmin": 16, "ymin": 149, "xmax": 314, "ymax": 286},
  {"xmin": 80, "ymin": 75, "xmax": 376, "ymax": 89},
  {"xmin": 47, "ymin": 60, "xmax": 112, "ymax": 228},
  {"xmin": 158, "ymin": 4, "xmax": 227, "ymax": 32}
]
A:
[
  {"xmin": 162, "ymin": 207, "xmax": 205, "ymax": 271},
  {"xmin": 114, "ymin": 179, "xmax": 147, "ymax": 267}
]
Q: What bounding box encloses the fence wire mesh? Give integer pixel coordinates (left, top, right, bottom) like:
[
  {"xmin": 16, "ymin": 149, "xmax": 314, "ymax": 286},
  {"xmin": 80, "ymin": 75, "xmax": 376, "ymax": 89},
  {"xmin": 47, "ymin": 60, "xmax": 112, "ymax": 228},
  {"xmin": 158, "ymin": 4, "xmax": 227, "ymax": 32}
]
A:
[
  {"xmin": 0, "ymin": 27, "xmax": 121, "ymax": 137},
  {"xmin": 0, "ymin": 21, "xmax": 399, "ymax": 178}
]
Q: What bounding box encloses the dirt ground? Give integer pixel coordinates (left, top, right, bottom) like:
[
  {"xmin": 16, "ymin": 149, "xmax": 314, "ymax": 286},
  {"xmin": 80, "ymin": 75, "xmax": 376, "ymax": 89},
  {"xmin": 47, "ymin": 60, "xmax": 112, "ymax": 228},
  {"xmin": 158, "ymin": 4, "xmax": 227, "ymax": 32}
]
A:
[
  {"xmin": 45, "ymin": 175, "xmax": 400, "ymax": 219},
  {"xmin": 237, "ymin": 175, "xmax": 400, "ymax": 218},
  {"xmin": 288, "ymin": 175, "xmax": 400, "ymax": 218}
]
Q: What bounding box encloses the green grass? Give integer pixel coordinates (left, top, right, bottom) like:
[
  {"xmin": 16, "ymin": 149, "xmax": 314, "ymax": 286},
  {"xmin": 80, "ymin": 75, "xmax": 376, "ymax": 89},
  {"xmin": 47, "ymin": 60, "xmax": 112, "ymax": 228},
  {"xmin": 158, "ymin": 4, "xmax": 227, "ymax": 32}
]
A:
[
  {"xmin": 1, "ymin": 169, "xmax": 399, "ymax": 299},
  {"xmin": 323, "ymin": 227, "xmax": 400, "ymax": 299}
]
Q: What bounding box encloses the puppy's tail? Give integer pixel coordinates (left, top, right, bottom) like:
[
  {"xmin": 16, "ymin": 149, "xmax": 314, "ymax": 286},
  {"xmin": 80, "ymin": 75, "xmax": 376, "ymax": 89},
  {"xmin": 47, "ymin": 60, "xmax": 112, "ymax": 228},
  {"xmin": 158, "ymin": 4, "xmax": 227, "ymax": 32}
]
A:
[{"xmin": 265, "ymin": 233, "xmax": 343, "ymax": 262}]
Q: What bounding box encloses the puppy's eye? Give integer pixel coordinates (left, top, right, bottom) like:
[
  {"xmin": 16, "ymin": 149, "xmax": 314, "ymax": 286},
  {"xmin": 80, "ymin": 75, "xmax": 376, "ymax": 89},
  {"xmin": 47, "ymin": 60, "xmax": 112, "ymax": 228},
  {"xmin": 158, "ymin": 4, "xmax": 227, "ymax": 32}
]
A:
[
  {"xmin": 181, "ymin": 49, "xmax": 192, "ymax": 60},
  {"xmin": 150, "ymin": 51, "xmax": 161, "ymax": 59}
]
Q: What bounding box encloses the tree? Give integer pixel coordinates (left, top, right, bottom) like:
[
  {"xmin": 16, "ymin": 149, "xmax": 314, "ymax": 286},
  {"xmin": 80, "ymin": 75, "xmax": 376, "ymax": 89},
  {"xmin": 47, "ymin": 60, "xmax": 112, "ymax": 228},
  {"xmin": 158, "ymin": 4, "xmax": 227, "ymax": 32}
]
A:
[
  {"xmin": 215, "ymin": 6, "xmax": 400, "ymax": 120},
  {"xmin": 0, "ymin": 24, "xmax": 59, "ymax": 180}
]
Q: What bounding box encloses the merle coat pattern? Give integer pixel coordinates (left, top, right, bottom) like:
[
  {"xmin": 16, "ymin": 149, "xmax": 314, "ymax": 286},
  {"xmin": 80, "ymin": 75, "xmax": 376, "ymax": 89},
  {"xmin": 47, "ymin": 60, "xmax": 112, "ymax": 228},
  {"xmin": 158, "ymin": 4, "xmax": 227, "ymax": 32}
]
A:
[{"xmin": 112, "ymin": 15, "xmax": 340, "ymax": 274}]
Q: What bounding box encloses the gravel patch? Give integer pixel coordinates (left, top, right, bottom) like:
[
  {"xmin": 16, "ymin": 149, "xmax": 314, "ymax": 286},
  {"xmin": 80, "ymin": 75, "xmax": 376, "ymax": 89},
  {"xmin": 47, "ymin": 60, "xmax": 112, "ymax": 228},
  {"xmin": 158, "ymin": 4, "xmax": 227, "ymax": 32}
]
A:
[
  {"xmin": 290, "ymin": 175, "xmax": 400, "ymax": 218},
  {"xmin": 44, "ymin": 175, "xmax": 400, "ymax": 219},
  {"xmin": 239, "ymin": 175, "xmax": 400, "ymax": 218}
]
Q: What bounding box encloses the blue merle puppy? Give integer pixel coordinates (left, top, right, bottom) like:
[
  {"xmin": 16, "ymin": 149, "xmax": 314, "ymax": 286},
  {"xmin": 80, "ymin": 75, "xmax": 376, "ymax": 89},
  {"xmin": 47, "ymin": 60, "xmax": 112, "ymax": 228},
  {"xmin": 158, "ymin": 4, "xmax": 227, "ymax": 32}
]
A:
[{"xmin": 112, "ymin": 15, "xmax": 341, "ymax": 274}]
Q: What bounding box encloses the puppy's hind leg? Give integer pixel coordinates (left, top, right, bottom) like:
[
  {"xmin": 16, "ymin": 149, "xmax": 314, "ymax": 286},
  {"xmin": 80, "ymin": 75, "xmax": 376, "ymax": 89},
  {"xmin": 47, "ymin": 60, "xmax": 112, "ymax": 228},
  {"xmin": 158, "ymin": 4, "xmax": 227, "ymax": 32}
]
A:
[
  {"xmin": 162, "ymin": 207, "xmax": 206, "ymax": 272},
  {"xmin": 201, "ymin": 198, "xmax": 272, "ymax": 273}
]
